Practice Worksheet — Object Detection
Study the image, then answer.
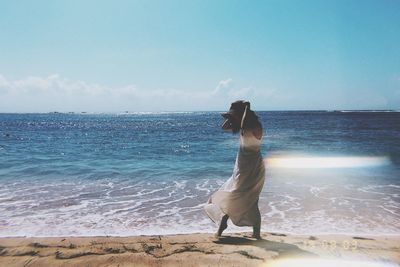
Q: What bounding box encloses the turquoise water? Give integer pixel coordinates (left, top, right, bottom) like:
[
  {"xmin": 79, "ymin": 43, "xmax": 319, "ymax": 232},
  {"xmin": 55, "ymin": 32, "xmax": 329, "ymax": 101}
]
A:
[{"xmin": 0, "ymin": 111, "xmax": 399, "ymax": 236}]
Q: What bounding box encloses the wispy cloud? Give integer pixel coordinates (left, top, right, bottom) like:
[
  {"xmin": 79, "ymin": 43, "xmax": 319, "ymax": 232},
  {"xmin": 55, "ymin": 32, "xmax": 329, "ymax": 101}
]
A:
[
  {"xmin": 0, "ymin": 74, "xmax": 117, "ymax": 96},
  {"xmin": 212, "ymin": 78, "xmax": 233, "ymax": 95},
  {"xmin": 0, "ymin": 75, "xmax": 246, "ymax": 112},
  {"xmin": 212, "ymin": 78, "xmax": 278, "ymax": 104},
  {"xmin": 0, "ymin": 74, "xmax": 285, "ymax": 112}
]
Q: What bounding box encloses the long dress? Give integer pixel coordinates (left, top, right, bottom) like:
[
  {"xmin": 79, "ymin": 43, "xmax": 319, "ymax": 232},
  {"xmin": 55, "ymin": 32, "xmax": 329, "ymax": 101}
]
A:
[{"xmin": 204, "ymin": 129, "xmax": 265, "ymax": 227}]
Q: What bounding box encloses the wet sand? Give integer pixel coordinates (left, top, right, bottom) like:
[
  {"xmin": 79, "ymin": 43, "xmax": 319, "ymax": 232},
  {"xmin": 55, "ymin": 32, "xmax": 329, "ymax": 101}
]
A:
[{"xmin": 0, "ymin": 232, "xmax": 399, "ymax": 266}]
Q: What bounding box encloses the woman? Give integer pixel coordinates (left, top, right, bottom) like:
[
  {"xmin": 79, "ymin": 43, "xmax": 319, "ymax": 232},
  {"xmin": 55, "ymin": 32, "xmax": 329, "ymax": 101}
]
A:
[{"xmin": 204, "ymin": 100, "xmax": 265, "ymax": 239}]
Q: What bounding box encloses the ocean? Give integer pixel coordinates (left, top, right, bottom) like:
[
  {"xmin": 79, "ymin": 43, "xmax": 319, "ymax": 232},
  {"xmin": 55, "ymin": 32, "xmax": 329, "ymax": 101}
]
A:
[{"xmin": 0, "ymin": 111, "xmax": 399, "ymax": 237}]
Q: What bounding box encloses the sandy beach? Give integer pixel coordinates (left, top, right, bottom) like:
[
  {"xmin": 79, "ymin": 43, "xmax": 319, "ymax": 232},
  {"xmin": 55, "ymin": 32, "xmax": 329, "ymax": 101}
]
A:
[{"xmin": 0, "ymin": 232, "xmax": 399, "ymax": 267}]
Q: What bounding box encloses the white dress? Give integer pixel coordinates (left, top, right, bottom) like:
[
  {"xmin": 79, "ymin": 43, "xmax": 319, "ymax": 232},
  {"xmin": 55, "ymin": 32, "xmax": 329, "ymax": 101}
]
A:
[{"xmin": 204, "ymin": 129, "xmax": 265, "ymax": 226}]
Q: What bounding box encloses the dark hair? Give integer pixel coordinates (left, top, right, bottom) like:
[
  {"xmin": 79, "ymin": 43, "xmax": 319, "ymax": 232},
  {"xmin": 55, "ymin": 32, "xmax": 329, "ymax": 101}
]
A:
[
  {"xmin": 225, "ymin": 100, "xmax": 262, "ymax": 132},
  {"xmin": 242, "ymin": 109, "xmax": 262, "ymax": 130}
]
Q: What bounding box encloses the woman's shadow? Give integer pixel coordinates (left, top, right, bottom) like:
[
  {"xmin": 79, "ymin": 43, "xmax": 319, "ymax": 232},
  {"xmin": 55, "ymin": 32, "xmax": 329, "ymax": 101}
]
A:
[{"xmin": 214, "ymin": 235, "xmax": 316, "ymax": 259}]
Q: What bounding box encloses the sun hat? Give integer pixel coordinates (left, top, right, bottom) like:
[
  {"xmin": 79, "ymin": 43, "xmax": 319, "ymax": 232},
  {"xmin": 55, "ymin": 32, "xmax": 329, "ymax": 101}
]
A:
[{"xmin": 221, "ymin": 100, "xmax": 250, "ymax": 129}]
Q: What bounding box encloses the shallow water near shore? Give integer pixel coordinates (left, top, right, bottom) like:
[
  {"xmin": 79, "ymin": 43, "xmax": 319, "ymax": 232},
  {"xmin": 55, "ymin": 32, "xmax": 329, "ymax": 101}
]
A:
[{"xmin": 0, "ymin": 111, "xmax": 399, "ymax": 236}]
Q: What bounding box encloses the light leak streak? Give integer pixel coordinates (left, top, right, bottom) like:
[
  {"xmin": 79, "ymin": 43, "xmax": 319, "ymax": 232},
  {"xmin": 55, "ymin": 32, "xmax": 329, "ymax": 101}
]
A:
[{"xmin": 265, "ymin": 156, "xmax": 390, "ymax": 169}]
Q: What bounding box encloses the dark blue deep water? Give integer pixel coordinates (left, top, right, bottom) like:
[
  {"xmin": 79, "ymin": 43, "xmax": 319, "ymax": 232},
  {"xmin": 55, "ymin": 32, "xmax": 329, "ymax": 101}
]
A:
[{"xmin": 0, "ymin": 111, "xmax": 399, "ymax": 236}]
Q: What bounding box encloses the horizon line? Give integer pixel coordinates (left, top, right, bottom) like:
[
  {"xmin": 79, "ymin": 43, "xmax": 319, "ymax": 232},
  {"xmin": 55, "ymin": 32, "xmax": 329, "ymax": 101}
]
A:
[{"xmin": 0, "ymin": 109, "xmax": 399, "ymax": 114}]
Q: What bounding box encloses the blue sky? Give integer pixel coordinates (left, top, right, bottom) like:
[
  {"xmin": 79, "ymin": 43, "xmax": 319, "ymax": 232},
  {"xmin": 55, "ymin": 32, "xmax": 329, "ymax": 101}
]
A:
[{"xmin": 0, "ymin": 0, "xmax": 399, "ymax": 112}]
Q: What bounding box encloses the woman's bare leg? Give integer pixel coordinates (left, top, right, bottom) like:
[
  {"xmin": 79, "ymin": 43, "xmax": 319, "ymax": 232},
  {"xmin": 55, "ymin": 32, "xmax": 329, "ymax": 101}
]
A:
[
  {"xmin": 216, "ymin": 214, "xmax": 229, "ymax": 237},
  {"xmin": 252, "ymin": 224, "xmax": 261, "ymax": 240},
  {"xmin": 252, "ymin": 202, "xmax": 262, "ymax": 239}
]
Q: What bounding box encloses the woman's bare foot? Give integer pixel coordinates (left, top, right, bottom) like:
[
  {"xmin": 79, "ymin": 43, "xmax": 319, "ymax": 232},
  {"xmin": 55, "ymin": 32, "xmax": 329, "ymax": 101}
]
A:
[
  {"xmin": 251, "ymin": 233, "xmax": 262, "ymax": 240},
  {"xmin": 216, "ymin": 215, "xmax": 229, "ymax": 237}
]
